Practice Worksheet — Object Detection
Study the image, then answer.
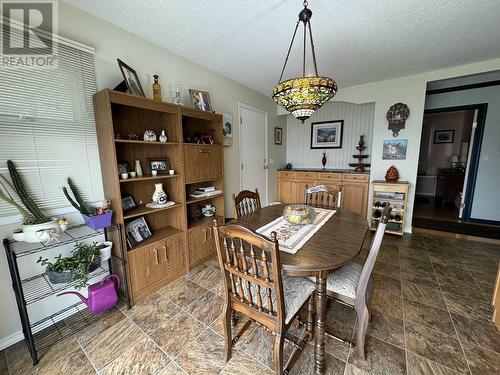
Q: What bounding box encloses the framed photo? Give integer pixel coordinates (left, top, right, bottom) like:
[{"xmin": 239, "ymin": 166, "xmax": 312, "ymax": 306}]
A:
[
  {"xmin": 434, "ymin": 130, "xmax": 455, "ymax": 144},
  {"xmin": 189, "ymin": 89, "xmax": 212, "ymax": 112},
  {"xmin": 117, "ymin": 162, "xmax": 129, "ymax": 175},
  {"xmin": 274, "ymin": 127, "xmax": 283, "ymax": 145},
  {"xmin": 117, "ymin": 59, "xmax": 145, "ymax": 97},
  {"xmin": 382, "ymin": 139, "xmax": 408, "ymax": 160},
  {"xmin": 121, "ymin": 195, "xmax": 136, "ymax": 212},
  {"xmin": 147, "ymin": 158, "xmax": 171, "ymax": 174},
  {"xmin": 310, "ymin": 120, "xmax": 344, "ymax": 149},
  {"xmin": 222, "ymin": 113, "xmax": 233, "ymax": 146},
  {"xmin": 125, "ymin": 216, "xmax": 152, "ymax": 248}
]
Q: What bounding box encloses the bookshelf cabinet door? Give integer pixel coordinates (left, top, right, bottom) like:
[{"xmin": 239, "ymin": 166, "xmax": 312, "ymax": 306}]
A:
[{"xmin": 184, "ymin": 145, "xmax": 223, "ymax": 183}]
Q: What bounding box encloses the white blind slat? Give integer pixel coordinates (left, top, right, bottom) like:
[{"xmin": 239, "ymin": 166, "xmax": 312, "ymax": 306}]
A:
[{"xmin": 0, "ymin": 39, "xmax": 100, "ymax": 222}]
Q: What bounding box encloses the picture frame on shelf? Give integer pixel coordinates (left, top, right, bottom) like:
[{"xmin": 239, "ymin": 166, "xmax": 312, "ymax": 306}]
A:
[
  {"xmin": 117, "ymin": 59, "xmax": 145, "ymax": 97},
  {"xmin": 274, "ymin": 127, "xmax": 283, "ymax": 145},
  {"xmin": 222, "ymin": 112, "xmax": 233, "ymax": 146},
  {"xmin": 189, "ymin": 89, "xmax": 212, "ymax": 112},
  {"xmin": 434, "ymin": 129, "xmax": 455, "ymax": 144},
  {"xmin": 147, "ymin": 158, "xmax": 171, "ymax": 174},
  {"xmin": 117, "ymin": 162, "xmax": 129, "ymax": 175},
  {"xmin": 125, "ymin": 216, "xmax": 152, "ymax": 248},
  {"xmin": 121, "ymin": 195, "xmax": 136, "ymax": 212},
  {"xmin": 310, "ymin": 120, "xmax": 344, "ymax": 149},
  {"xmin": 382, "ymin": 139, "xmax": 408, "ymax": 160}
]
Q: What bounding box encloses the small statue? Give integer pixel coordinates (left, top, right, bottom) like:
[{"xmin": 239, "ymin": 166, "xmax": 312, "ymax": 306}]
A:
[
  {"xmin": 172, "ymin": 84, "xmax": 183, "ymax": 105},
  {"xmin": 143, "ymin": 130, "xmax": 157, "ymax": 142},
  {"xmin": 159, "ymin": 130, "xmax": 168, "ymax": 143},
  {"xmin": 385, "ymin": 165, "xmax": 399, "ymax": 182},
  {"xmin": 152, "ymin": 74, "xmax": 162, "ymax": 101},
  {"xmin": 128, "ymin": 132, "xmax": 138, "ymax": 140},
  {"xmin": 321, "ymin": 152, "xmax": 327, "ymax": 169}
]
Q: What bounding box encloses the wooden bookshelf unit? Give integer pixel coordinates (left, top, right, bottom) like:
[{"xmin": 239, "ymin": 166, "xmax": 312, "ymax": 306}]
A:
[{"xmin": 93, "ymin": 89, "xmax": 224, "ymax": 303}]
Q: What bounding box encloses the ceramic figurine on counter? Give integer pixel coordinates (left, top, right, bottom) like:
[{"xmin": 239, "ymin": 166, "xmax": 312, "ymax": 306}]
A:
[
  {"xmin": 134, "ymin": 160, "xmax": 143, "ymax": 176},
  {"xmin": 146, "ymin": 183, "xmax": 175, "ymax": 208},
  {"xmin": 159, "ymin": 130, "xmax": 168, "ymax": 142},
  {"xmin": 143, "ymin": 130, "xmax": 157, "ymax": 142},
  {"xmin": 172, "ymin": 84, "xmax": 183, "ymax": 105},
  {"xmin": 128, "ymin": 132, "xmax": 138, "ymax": 140}
]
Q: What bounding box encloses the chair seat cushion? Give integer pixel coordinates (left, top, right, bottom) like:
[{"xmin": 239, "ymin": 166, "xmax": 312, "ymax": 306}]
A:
[
  {"xmin": 326, "ymin": 262, "xmax": 362, "ymax": 299},
  {"xmin": 244, "ymin": 275, "xmax": 316, "ymax": 324}
]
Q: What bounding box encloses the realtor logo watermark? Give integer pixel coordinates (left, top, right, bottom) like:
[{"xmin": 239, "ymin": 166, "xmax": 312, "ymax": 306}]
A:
[{"xmin": 1, "ymin": 0, "xmax": 58, "ymax": 68}]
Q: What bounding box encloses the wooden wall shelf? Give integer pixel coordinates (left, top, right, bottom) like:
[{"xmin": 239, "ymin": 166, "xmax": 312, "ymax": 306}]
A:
[{"xmin": 93, "ymin": 89, "xmax": 224, "ymax": 304}]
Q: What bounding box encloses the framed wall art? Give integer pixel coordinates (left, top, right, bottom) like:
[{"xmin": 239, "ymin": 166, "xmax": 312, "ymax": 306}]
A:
[
  {"xmin": 382, "ymin": 139, "xmax": 408, "ymax": 160},
  {"xmin": 222, "ymin": 112, "xmax": 233, "ymax": 146},
  {"xmin": 434, "ymin": 130, "xmax": 455, "ymax": 144},
  {"xmin": 117, "ymin": 59, "xmax": 145, "ymax": 97},
  {"xmin": 189, "ymin": 89, "xmax": 212, "ymax": 112},
  {"xmin": 274, "ymin": 127, "xmax": 283, "ymax": 145},
  {"xmin": 310, "ymin": 120, "xmax": 344, "ymax": 149}
]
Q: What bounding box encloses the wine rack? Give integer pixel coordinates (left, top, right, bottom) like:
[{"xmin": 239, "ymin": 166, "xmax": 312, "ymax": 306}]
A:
[{"xmin": 370, "ymin": 180, "xmax": 409, "ymax": 236}]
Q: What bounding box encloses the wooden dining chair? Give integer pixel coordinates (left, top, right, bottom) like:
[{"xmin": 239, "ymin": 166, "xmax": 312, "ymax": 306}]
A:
[
  {"xmin": 304, "ymin": 184, "xmax": 342, "ymax": 208},
  {"xmin": 323, "ymin": 206, "xmax": 392, "ymax": 359},
  {"xmin": 213, "ymin": 221, "xmax": 316, "ymax": 374},
  {"xmin": 232, "ymin": 188, "xmax": 261, "ymax": 218}
]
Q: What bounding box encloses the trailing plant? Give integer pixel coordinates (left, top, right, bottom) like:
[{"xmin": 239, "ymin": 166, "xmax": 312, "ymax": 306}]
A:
[
  {"xmin": 37, "ymin": 242, "xmax": 101, "ymax": 289},
  {"xmin": 62, "ymin": 177, "xmax": 94, "ymax": 215},
  {"xmin": 0, "ymin": 161, "xmax": 50, "ymax": 224}
]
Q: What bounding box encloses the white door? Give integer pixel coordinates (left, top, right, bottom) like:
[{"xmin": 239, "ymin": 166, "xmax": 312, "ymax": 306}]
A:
[{"xmin": 239, "ymin": 104, "xmax": 268, "ymax": 206}]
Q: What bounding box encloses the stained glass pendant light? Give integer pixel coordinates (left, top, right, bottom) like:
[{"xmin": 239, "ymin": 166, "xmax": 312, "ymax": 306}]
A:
[{"xmin": 272, "ymin": 1, "xmax": 337, "ymax": 123}]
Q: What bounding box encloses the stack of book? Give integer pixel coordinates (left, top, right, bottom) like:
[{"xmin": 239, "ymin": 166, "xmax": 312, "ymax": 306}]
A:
[{"xmin": 189, "ymin": 186, "xmax": 222, "ymax": 199}]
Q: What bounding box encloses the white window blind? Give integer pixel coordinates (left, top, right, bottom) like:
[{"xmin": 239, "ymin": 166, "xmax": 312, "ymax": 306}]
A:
[{"xmin": 0, "ymin": 35, "xmax": 102, "ymax": 224}]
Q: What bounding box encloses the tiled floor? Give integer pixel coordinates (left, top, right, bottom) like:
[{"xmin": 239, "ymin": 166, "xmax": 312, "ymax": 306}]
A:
[{"xmin": 1, "ymin": 232, "xmax": 499, "ymax": 374}]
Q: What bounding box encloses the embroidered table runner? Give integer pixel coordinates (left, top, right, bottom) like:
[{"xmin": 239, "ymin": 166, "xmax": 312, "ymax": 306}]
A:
[{"xmin": 256, "ymin": 208, "xmax": 335, "ymax": 254}]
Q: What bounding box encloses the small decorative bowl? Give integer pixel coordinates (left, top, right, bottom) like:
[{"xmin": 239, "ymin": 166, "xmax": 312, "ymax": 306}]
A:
[{"xmin": 283, "ymin": 204, "xmax": 316, "ymax": 225}]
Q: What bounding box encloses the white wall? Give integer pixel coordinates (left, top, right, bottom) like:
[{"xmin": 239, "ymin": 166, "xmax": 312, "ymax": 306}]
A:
[
  {"xmin": 425, "ymin": 86, "xmax": 500, "ymax": 222},
  {"xmin": 286, "ymin": 101, "xmax": 375, "ymax": 169},
  {"xmin": 321, "ymin": 58, "xmax": 500, "ymax": 232},
  {"xmin": 0, "ymin": 2, "xmax": 286, "ymax": 348}
]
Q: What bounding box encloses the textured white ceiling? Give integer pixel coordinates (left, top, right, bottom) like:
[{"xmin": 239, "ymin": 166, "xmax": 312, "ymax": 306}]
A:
[{"xmin": 65, "ymin": 0, "xmax": 500, "ymax": 96}]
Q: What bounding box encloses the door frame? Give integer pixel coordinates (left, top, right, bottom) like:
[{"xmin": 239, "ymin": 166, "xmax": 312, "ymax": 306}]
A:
[
  {"xmin": 423, "ymin": 103, "xmax": 488, "ymax": 222},
  {"xmin": 237, "ymin": 102, "xmax": 269, "ymax": 206}
]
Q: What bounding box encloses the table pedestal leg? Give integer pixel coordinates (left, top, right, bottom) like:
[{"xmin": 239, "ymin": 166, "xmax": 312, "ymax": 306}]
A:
[{"xmin": 314, "ymin": 271, "xmax": 327, "ymax": 374}]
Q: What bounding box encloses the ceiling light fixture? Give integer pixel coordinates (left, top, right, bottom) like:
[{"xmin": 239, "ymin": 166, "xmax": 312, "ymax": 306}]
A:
[{"xmin": 272, "ymin": 1, "xmax": 337, "ymax": 123}]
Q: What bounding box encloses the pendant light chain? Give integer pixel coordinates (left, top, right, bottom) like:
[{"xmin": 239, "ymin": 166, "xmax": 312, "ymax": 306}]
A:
[
  {"xmin": 308, "ymin": 21, "xmax": 319, "ymax": 76},
  {"xmin": 303, "ymin": 20, "xmax": 307, "ymax": 76},
  {"xmin": 278, "ymin": 19, "xmax": 300, "ymax": 84}
]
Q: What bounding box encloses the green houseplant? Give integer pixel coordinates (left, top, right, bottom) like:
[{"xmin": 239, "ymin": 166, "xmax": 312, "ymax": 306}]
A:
[
  {"xmin": 37, "ymin": 242, "xmax": 102, "ymax": 289},
  {"xmin": 62, "ymin": 178, "xmax": 112, "ymax": 230}
]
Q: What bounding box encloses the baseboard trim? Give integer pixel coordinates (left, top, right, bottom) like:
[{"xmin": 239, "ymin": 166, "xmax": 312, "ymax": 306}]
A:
[{"xmin": 0, "ymin": 330, "xmax": 23, "ymax": 351}]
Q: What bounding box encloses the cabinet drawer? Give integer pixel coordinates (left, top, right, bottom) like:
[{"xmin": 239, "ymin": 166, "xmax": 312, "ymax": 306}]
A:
[
  {"xmin": 343, "ymin": 173, "xmax": 369, "ymax": 182},
  {"xmin": 296, "ymin": 172, "xmax": 318, "ymax": 180},
  {"xmin": 278, "ymin": 171, "xmax": 296, "ymax": 179},
  {"xmin": 319, "ymin": 173, "xmax": 342, "ymax": 182},
  {"xmin": 373, "ymin": 184, "xmax": 408, "ymax": 193}
]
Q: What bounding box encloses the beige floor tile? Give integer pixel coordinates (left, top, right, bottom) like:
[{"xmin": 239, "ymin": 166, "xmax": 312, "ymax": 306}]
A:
[
  {"xmin": 221, "ymin": 351, "xmax": 274, "ymax": 375},
  {"xmin": 158, "ymin": 278, "xmax": 209, "ymax": 309}
]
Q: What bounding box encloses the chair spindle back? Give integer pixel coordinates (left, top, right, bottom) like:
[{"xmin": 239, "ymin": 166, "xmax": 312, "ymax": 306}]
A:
[
  {"xmin": 232, "ymin": 188, "xmax": 261, "ymax": 218},
  {"xmin": 304, "ymin": 184, "xmax": 341, "ymax": 208}
]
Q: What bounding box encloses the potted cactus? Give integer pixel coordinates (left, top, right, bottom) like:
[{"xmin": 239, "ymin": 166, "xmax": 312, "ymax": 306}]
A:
[
  {"xmin": 0, "ymin": 160, "xmax": 62, "ymax": 242},
  {"xmin": 63, "ymin": 178, "xmax": 112, "ymax": 230}
]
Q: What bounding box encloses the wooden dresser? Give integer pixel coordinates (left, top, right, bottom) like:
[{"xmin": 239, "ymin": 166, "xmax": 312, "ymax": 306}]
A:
[{"xmin": 277, "ymin": 170, "xmax": 369, "ymax": 216}]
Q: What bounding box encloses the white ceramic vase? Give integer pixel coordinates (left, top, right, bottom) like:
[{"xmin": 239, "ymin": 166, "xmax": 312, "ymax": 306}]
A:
[
  {"xmin": 159, "ymin": 130, "xmax": 168, "ymax": 143},
  {"xmin": 135, "ymin": 160, "xmax": 143, "ymax": 176},
  {"xmin": 152, "ymin": 183, "xmax": 168, "ymax": 205}
]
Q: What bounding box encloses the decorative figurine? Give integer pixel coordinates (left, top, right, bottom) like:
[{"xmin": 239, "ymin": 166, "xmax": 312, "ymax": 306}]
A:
[
  {"xmin": 143, "ymin": 130, "xmax": 157, "ymax": 142},
  {"xmin": 128, "ymin": 132, "xmax": 138, "ymax": 140},
  {"xmin": 159, "ymin": 130, "xmax": 168, "ymax": 143},
  {"xmin": 321, "ymin": 152, "xmax": 327, "ymax": 169},
  {"xmin": 387, "ymin": 103, "xmax": 410, "ymax": 137},
  {"xmin": 134, "ymin": 160, "xmax": 143, "ymax": 177},
  {"xmin": 152, "ymin": 74, "xmax": 162, "ymax": 101},
  {"xmin": 202, "ymin": 203, "xmax": 216, "ymax": 217},
  {"xmin": 172, "ymin": 84, "xmax": 183, "ymax": 105},
  {"xmin": 385, "ymin": 165, "xmax": 399, "ymax": 182},
  {"xmin": 349, "ymin": 135, "xmax": 370, "ymax": 172}
]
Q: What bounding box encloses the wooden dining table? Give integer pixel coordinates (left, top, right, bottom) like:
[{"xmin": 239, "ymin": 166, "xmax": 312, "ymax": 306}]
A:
[{"xmin": 231, "ymin": 204, "xmax": 369, "ymax": 374}]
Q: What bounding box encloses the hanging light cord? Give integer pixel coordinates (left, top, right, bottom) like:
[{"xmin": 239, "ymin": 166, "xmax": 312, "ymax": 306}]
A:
[{"xmin": 277, "ymin": 0, "xmax": 319, "ymax": 83}]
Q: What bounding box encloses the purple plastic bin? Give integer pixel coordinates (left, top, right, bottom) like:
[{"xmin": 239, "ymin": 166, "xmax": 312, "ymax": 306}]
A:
[{"xmin": 82, "ymin": 211, "xmax": 113, "ymax": 230}]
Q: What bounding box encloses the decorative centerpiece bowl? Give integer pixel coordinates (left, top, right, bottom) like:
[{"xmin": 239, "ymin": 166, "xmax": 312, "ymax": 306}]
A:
[{"xmin": 283, "ymin": 204, "xmax": 316, "ymax": 225}]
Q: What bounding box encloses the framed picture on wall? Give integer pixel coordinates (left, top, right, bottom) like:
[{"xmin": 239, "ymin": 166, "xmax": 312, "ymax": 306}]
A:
[
  {"xmin": 274, "ymin": 127, "xmax": 283, "ymax": 145},
  {"xmin": 189, "ymin": 89, "xmax": 212, "ymax": 112},
  {"xmin": 222, "ymin": 112, "xmax": 233, "ymax": 146},
  {"xmin": 382, "ymin": 139, "xmax": 408, "ymax": 160},
  {"xmin": 310, "ymin": 120, "xmax": 344, "ymax": 149},
  {"xmin": 434, "ymin": 130, "xmax": 455, "ymax": 144}
]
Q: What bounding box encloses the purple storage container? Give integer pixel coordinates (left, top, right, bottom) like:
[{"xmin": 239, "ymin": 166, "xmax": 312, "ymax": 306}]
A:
[{"xmin": 82, "ymin": 211, "xmax": 112, "ymax": 230}]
